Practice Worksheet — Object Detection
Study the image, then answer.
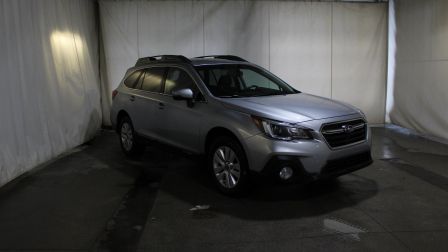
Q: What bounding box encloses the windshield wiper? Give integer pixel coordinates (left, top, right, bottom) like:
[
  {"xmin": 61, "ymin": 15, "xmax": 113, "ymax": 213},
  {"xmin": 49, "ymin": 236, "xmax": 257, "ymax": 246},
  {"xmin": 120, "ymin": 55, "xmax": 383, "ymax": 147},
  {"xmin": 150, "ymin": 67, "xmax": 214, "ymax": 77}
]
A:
[
  {"xmin": 218, "ymin": 94, "xmax": 241, "ymax": 98},
  {"xmin": 250, "ymin": 92, "xmax": 287, "ymax": 97}
]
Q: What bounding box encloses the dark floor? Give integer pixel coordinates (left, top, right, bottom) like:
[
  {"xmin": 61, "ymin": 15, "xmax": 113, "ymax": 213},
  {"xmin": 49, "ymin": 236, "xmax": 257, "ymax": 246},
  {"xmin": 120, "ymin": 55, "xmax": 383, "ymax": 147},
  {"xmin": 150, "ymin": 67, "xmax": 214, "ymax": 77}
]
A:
[{"xmin": 0, "ymin": 127, "xmax": 448, "ymax": 251}]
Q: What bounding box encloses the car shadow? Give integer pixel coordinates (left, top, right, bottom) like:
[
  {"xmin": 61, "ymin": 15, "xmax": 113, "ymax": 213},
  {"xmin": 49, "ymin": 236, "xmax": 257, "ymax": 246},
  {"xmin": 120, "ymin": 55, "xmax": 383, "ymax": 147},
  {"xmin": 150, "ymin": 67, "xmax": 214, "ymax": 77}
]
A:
[
  {"xmin": 86, "ymin": 130, "xmax": 379, "ymax": 221},
  {"xmin": 161, "ymin": 157, "xmax": 378, "ymax": 221}
]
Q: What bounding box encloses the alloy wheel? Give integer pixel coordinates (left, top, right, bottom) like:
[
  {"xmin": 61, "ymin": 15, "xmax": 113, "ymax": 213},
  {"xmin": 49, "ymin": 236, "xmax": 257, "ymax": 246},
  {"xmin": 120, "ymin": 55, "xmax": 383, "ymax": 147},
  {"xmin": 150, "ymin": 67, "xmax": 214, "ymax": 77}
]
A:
[
  {"xmin": 213, "ymin": 146, "xmax": 241, "ymax": 189},
  {"xmin": 120, "ymin": 122, "xmax": 133, "ymax": 151}
]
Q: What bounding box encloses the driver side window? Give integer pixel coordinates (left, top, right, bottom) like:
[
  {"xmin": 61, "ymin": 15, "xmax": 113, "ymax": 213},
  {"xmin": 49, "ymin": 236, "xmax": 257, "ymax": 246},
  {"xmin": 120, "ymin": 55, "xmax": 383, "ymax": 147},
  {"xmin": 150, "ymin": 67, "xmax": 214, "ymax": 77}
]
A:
[{"xmin": 165, "ymin": 68, "xmax": 203, "ymax": 100}]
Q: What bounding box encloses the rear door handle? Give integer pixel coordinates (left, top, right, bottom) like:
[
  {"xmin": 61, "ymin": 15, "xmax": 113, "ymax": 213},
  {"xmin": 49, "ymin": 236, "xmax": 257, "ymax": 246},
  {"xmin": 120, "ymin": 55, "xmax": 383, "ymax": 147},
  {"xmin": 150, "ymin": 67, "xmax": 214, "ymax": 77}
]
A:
[
  {"xmin": 158, "ymin": 102, "xmax": 165, "ymax": 110},
  {"xmin": 129, "ymin": 95, "xmax": 135, "ymax": 102}
]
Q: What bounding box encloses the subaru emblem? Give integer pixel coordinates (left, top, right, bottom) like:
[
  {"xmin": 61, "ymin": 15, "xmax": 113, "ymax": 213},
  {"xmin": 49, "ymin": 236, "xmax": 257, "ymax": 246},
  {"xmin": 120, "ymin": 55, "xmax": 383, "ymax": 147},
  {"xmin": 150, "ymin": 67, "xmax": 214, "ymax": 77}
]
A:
[{"xmin": 341, "ymin": 124, "xmax": 354, "ymax": 133}]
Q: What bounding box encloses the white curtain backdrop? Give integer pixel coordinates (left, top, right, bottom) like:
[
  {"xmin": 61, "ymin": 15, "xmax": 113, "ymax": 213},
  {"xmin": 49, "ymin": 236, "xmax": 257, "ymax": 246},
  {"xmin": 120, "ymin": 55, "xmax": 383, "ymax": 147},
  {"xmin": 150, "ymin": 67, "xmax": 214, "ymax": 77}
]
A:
[
  {"xmin": 389, "ymin": 0, "xmax": 448, "ymax": 141},
  {"xmin": 0, "ymin": 0, "xmax": 101, "ymax": 187},
  {"xmin": 100, "ymin": 0, "xmax": 388, "ymax": 125},
  {"xmin": 332, "ymin": 3, "xmax": 388, "ymax": 124}
]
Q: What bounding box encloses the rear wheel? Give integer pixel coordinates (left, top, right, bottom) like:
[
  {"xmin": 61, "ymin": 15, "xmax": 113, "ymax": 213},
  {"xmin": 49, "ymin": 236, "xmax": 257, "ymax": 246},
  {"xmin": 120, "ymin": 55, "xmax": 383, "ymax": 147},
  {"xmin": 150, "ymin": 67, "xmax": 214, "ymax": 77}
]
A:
[
  {"xmin": 208, "ymin": 136, "xmax": 249, "ymax": 195},
  {"xmin": 119, "ymin": 116, "xmax": 144, "ymax": 157}
]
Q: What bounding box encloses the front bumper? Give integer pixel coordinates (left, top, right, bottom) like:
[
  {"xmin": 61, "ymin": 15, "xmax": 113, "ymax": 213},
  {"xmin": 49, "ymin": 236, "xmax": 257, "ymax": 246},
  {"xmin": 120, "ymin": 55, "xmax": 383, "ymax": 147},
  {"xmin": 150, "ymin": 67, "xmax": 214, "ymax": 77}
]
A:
[
  {"xmin": 242, "ymin": 117, "xmax": 372, "ymax": 181},
  {"xmin": 260, "ymin": 151, "xmax": 372, "ymax": 183}
]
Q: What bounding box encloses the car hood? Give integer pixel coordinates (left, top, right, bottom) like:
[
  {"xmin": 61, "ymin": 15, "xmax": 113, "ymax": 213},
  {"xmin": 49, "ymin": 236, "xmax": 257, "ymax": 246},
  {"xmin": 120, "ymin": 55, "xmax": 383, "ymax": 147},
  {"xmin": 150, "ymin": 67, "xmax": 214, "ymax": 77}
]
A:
[{"xmin": 219, "ymin": 93, "xmax": 359, "ymax": 123}]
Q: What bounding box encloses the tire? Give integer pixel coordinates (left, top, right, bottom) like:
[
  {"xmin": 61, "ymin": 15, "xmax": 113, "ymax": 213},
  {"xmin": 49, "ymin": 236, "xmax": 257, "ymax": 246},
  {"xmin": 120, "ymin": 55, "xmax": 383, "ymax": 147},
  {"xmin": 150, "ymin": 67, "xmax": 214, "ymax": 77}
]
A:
[
  {"xmin": 208, "ymin": 136, "xmax": 249, "ymax": 195},
  {"xmin": 118, "ymin": 116, "xmax": 145, "ymax": 157}
]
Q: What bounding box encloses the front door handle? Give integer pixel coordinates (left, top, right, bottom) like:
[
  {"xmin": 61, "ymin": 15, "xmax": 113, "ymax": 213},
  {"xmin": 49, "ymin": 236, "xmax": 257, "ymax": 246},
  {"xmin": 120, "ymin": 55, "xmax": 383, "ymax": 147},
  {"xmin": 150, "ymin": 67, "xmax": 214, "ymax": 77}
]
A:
[
  {"xmin": 129, "ymin": 95, "xmax": 135, "ymax": 102},
  {"xmin": 158, "ymin": 102, "xmax": 165, "ymax": 110}
]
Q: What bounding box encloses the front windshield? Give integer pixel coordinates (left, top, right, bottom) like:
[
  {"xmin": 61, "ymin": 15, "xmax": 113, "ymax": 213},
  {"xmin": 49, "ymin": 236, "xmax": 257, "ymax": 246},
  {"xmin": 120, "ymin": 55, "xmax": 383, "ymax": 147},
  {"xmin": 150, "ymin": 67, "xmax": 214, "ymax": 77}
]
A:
[{"xmin": 195, "ymin": 64, "xmax": 299, "ymax": 98}]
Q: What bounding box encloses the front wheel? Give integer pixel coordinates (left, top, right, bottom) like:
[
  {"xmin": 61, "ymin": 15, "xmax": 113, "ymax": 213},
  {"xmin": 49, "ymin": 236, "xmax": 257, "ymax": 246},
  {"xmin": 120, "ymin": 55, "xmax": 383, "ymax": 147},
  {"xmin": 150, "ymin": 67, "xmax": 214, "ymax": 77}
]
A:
[
  {"xmin": 208, "ymin": 136, "xmax": 249, "ymax": 195},
  {"xmin": 119, "ymin": 116, "xmax": 144, "ymax": 157}
]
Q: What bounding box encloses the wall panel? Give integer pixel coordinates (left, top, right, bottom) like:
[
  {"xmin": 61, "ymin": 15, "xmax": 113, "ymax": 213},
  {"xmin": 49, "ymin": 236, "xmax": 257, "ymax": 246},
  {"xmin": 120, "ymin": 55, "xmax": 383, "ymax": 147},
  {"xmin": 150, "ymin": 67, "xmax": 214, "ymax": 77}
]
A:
[
  {"xmin": 138, "ymin": 1, "xmax": 204, "ymax": 57},
  {"xmin": 204, "ymin": 0, "xmax": 269, "ymax": 68},
  {"xmin": 269, "ymin": 1, "xmax": 332, "ymax": 98}
]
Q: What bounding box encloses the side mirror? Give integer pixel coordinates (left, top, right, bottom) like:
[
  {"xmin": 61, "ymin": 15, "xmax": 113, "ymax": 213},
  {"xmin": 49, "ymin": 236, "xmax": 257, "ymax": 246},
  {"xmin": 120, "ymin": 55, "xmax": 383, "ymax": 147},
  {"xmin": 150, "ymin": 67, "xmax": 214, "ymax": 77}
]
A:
[{"xmin": 172, "ymin": 88, "xmax": 194, "ymax": 100}]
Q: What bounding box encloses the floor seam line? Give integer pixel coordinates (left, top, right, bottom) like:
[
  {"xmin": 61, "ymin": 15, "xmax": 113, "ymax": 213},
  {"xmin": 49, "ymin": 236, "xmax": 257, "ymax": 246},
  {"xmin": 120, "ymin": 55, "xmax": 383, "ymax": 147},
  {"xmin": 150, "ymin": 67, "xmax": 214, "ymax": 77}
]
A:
[
  {"xmin": 353, "ymin": 206, "xmax": 412, "ymax": 251},
  {"xmin": 141, "ymin": 231, "xmax": 394, "ymax": 247}
]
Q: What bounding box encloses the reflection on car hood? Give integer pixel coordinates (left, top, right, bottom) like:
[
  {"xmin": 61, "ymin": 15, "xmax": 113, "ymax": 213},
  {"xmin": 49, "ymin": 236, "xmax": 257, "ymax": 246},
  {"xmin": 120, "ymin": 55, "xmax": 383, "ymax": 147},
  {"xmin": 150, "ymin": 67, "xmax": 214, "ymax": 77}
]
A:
[{"xmin": 220, "ymin": 93, "xmax": 359, "ymax": 123}]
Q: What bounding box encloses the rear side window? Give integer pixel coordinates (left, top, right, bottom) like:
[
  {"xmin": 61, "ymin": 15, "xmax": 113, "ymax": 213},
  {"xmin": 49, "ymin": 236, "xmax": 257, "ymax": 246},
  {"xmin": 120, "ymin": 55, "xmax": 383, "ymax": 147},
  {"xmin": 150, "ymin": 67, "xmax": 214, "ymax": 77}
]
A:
[
  {"xmin": 140, "ymin": 67, "xmax": 166, "ymax": 92},
  {"xmin": 124, "ymin": 70, "xmax": 143, "ymax": 88},
  {"xmin": 164, "ymin": 68, "xmax": 198, "ymax": 95}
]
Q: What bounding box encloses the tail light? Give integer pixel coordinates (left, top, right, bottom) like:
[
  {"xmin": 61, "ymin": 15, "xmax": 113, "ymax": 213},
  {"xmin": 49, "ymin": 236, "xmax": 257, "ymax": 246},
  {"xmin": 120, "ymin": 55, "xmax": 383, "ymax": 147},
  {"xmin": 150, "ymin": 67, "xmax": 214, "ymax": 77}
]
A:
[{"xmin": 112, "ymin": 90, "xmax": 118, "ymax": 99}]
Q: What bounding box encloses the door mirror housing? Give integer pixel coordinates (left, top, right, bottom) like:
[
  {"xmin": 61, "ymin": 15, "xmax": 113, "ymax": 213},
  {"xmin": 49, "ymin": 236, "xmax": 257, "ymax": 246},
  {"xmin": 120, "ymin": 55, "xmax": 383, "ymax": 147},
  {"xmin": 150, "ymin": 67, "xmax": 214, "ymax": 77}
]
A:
[{"xmin": 172, "ymin": 88, "xmax": 194, "ymax": 100}]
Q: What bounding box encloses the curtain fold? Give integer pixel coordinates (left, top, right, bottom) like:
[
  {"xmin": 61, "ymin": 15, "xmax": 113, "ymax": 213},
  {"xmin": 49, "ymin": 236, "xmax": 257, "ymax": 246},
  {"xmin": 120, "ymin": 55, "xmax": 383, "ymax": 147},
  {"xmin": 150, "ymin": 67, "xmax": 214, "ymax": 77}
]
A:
[
  {"xmin": 0, "ymin": 0, "xmax": 101, "ymax": 187},
  {"xmin": 390, "ymin": 0, "xmax": 448, "ymax": 141}
]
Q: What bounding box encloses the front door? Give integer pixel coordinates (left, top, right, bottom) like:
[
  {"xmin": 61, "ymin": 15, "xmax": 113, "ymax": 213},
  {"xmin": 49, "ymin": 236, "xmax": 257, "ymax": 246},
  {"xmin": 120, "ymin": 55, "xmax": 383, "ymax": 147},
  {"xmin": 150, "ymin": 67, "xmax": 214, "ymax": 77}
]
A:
[{"xmin": 153, "ymin": 67, "xmax": 203, "ymax": 153}]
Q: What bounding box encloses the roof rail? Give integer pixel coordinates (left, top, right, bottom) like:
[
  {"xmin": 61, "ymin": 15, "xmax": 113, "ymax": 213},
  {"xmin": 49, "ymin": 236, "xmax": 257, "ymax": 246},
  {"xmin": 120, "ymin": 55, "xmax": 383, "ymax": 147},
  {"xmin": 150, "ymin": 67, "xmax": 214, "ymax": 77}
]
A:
[
  {"xmin": 135, "ymin": 55, "xmax": 191, "ymax": 67},
  {"xmin": 195, "ymin": 55, "xmax": 248, "ymax": 62}
]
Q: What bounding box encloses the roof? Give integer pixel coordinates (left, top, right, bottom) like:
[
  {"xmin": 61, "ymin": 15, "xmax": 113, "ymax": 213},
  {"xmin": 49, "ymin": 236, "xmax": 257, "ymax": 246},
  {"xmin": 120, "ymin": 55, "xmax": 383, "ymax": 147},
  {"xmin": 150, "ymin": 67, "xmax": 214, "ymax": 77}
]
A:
[
  {"xmin": 134, "ymin": 55, "xmax": 249, "ymax": 68},
  {"xmin": 189, "ymin": 58, "xmax": 246, "ymax": 66}
]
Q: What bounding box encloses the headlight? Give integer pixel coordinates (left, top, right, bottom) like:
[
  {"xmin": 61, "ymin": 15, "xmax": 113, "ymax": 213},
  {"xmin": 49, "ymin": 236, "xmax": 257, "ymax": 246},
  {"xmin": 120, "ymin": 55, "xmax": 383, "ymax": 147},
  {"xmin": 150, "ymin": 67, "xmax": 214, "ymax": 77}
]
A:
[
  {"xmin": 357, "ymin": 110, "xmax": 367, "ymax": 120},
  {"xmin": 252, "ymin": 116, "xmax": 313, "ymax": 141}
]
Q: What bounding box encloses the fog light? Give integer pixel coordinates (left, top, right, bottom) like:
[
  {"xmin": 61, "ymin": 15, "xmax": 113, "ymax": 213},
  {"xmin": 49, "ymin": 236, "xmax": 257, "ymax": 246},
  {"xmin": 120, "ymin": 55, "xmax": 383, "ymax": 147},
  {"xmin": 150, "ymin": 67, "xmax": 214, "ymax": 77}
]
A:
[{"xmin": 279, "ymin": 166, "xmax": 293, "ymax": 180}]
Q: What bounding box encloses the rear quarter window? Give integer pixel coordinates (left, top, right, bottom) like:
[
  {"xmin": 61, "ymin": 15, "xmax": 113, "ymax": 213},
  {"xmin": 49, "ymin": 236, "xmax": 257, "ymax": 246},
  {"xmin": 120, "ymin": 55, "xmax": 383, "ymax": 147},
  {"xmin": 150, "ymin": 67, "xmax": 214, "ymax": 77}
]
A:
[{"xmin": 124, "ymin": 70, "xmax": 143, "ymax": 88}]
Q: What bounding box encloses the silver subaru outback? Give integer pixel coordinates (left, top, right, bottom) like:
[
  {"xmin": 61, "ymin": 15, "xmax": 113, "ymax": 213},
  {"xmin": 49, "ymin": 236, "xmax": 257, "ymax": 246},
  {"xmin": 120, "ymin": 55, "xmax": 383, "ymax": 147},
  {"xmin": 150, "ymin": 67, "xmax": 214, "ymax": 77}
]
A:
[{"xmin": 111, "ymin": 55, "xmax": 372, "ymax": 194}]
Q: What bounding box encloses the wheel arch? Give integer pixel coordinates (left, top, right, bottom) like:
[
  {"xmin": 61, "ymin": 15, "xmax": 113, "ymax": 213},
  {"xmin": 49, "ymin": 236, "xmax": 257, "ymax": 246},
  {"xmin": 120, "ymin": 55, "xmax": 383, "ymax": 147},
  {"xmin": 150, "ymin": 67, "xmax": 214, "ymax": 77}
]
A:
[{"xmin": 204, "ymin": 127, "xmax": 245, "ymax": 154}]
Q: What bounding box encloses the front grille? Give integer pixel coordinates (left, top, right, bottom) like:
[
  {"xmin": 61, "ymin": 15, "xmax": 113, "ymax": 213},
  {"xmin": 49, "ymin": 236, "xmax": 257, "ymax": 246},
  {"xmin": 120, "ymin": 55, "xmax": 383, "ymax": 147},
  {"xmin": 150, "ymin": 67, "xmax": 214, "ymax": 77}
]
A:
[{"xmin": 321, "ymin": 119, "xmax": 366, "ymax": 148}]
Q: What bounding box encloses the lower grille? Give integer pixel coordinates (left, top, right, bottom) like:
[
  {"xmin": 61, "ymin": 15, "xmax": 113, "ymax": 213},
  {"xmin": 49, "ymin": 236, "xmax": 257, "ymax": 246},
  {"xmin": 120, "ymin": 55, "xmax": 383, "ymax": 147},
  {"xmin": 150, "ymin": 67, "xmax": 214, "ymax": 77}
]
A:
[
  {"xmin": 321, "ymin": 151, "xmax": 372, "ymax": 175},
  {"xmin": 321, "ymin": 119, "xmax": 367, "ymax": 148}
]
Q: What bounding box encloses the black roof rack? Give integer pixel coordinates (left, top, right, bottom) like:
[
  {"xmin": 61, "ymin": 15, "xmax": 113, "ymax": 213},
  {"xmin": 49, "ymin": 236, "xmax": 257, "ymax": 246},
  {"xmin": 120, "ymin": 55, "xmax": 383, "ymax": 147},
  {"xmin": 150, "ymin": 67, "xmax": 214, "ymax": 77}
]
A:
[
  {"xmin": 195, "ymin": 55, "xmax": 248, "ymax": 62},
  {"xmin": 135, "ymin": 55, "xmax": 191, "ymax": 67}
]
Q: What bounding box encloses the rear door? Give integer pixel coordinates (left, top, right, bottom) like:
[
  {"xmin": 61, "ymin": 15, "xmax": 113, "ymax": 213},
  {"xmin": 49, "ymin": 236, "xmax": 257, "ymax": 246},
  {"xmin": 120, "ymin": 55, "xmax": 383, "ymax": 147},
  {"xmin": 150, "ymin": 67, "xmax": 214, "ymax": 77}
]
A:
[{"xmin": 131, "ymin": 67, "xmax": 167, "ymax": 139}]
